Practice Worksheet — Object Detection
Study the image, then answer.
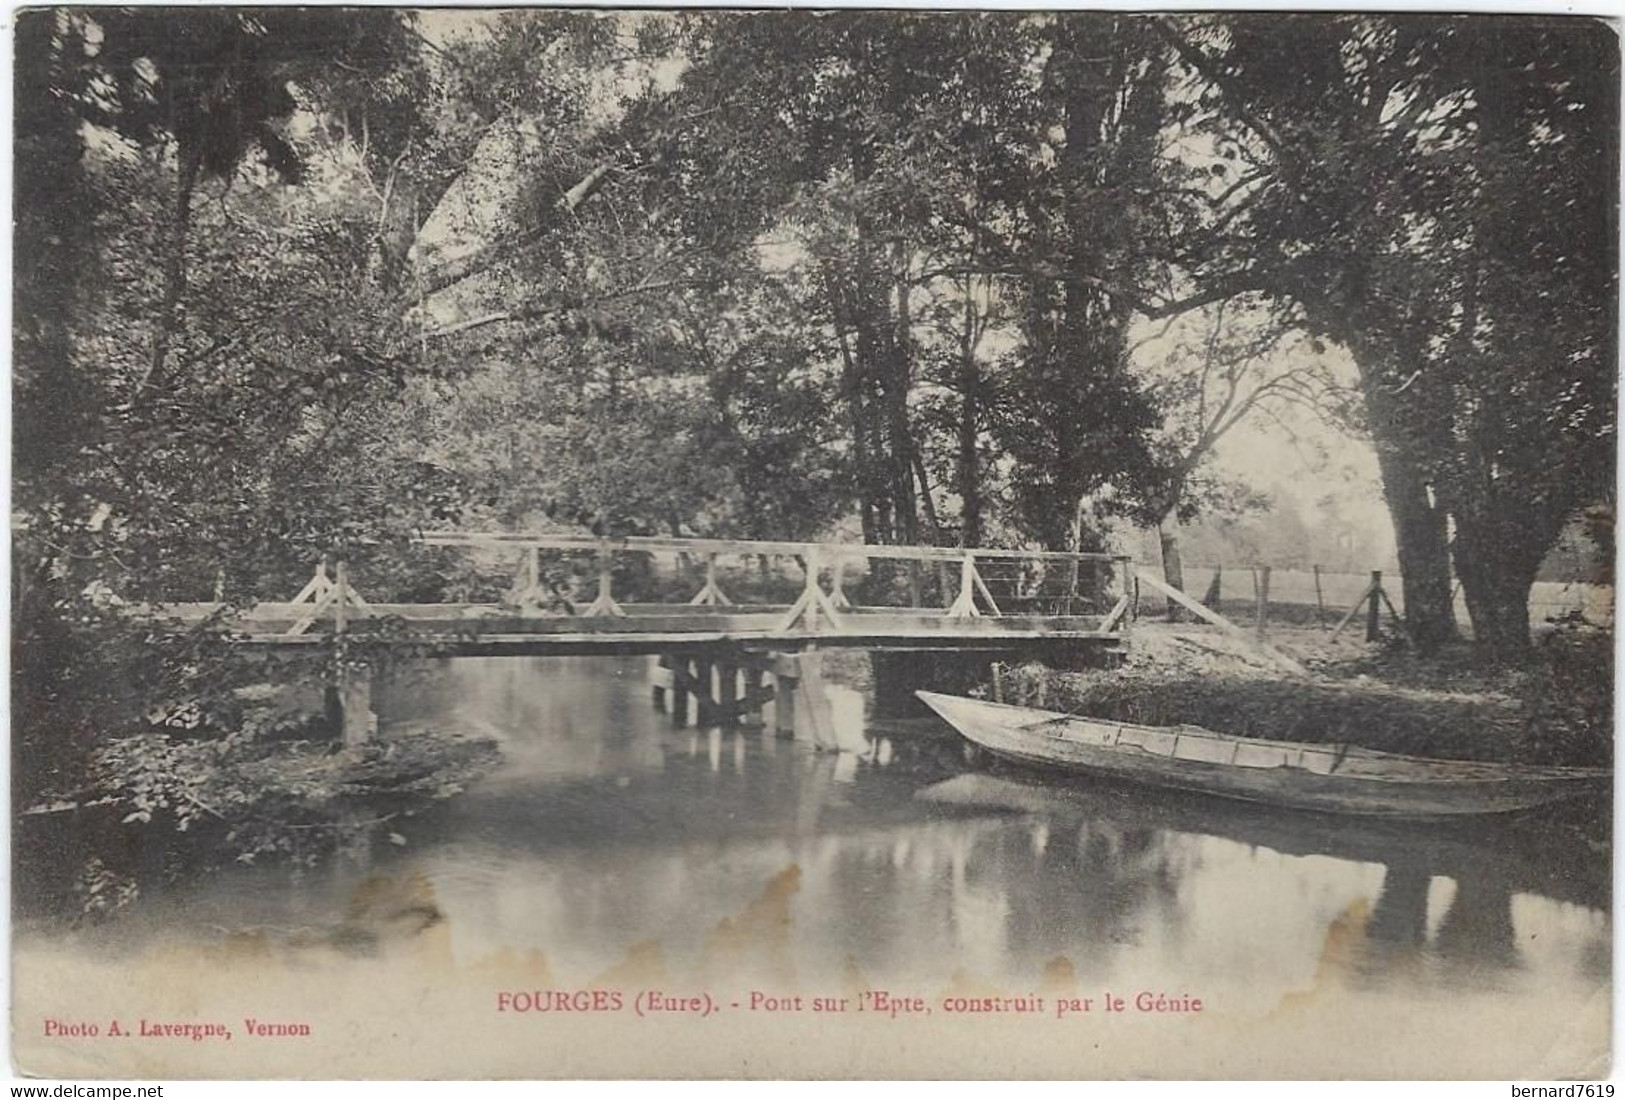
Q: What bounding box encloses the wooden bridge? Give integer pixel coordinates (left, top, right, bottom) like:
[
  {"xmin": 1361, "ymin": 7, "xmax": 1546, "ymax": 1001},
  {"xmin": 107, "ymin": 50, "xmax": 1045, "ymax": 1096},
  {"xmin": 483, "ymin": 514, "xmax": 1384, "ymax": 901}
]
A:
[
  {"xmin": 155, "ymin": 532, "xmax": 1136, "ymax": 752},
  {"xmin": 166, "ymin": 532, "xmax": 1136, "ymax": 654}
]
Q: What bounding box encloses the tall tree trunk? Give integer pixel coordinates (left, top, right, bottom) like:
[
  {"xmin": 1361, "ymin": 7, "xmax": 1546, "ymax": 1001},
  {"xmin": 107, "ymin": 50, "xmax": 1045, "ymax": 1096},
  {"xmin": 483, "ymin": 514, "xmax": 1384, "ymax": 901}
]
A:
[
  {"xmin": 1029, "ymin": 492, "xmax": 1086, "ymax": 553},
  {"xmin": 1156, "ymin": 507, "xmax": 1187, "ymax": 622},
  {"xmin": 911, "ymin": 451, "xmax": 942, "ymax": 544},
  {"xmin": 845, "ymin": 146, "xmax": 914, "ymax": 547},
  {"xmin": 881, "ymin": 245, "xmax": 918, "ymax": 545},
  {"xmin": 956, "ymin": 384, "xmax": 981, "ymax": 548},
  {"xmin": 1451, "ymin": 515, "xmax": 1539, "ymax": 660},
  {"xmin": 1348, "ymin": 334, "xmax": 1460, "ymax": 651},
  {"xmin": 849, "ymin": 286, "xmax": 903, "ymax": 541},
  {"xmin": 956, "ymin": 281, "xmax": 983, "ymax": 548},
  {"xmin": 1369, "ymin": 436, "xmax": 1458, "ymax": 650},
  {"xmin": 825, "ymin": 275, "xmax": 882, "ymax": 544},
  {"xmin": 143, "ymin": 144, "xmax": 202, "ymax": 395}
]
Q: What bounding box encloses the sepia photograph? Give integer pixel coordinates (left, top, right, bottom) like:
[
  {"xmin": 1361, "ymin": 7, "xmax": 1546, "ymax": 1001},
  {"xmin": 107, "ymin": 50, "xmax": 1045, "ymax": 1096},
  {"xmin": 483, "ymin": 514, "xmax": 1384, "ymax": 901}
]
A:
[{"xmin": 9, "ymin": 6, "xmax": 1618, "ymax": 1081}]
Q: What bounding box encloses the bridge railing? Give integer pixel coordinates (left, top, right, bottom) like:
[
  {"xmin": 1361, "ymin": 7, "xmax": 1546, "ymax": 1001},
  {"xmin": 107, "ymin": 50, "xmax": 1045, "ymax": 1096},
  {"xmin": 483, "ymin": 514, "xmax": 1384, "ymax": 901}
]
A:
[{"xmin": 412, "ymin": 531, "xmax": 1134, "ymax": 634}]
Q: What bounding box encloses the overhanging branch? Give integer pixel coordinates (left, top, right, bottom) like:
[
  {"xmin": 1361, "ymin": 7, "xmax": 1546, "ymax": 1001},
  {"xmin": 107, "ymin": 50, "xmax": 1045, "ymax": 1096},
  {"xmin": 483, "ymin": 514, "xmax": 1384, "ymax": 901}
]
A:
[{"xmin": 391, "ymin": 158, "xmax": 620, "ymax": 321}]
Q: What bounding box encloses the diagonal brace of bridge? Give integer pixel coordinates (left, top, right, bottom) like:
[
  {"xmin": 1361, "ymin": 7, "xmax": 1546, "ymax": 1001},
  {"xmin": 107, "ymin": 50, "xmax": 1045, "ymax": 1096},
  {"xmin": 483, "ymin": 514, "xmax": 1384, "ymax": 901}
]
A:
[{"xmin": 157, "ymin": 532, "xmax": 1138, "ymax": 657}]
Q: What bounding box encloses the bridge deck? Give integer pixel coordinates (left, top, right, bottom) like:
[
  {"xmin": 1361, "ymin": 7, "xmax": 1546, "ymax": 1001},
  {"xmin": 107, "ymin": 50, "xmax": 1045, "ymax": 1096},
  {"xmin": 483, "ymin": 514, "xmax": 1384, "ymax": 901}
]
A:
[{"xmin": 155, "ymin": 602, "xmax": 1127, "ymax": 656}]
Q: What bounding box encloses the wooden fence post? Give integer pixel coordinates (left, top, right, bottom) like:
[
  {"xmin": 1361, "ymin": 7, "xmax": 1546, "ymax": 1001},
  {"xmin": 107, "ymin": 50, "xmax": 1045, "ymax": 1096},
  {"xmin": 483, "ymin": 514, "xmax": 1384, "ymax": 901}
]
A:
[
  {"xmin": 1121, "ymin": 558, "xmax": 1136, "ymax": 640},
  {"xmin": 1366, "ymin": 569, "xmax": 1382, "ymax": 642},
  {"xmin": 688, "ymin": 553, "xmax": 733, "ymax": 606},
  {"xmin": 1377, "ymin": 583, "xmax": 1414, "ymax": 648},
  {"xmin": 1313, "ymin": 564, "xmax": 1326, "ymax": 630},
  {"xmin": 1254, "ymin": 565, "xmax": 1271, "ymax": 640}
]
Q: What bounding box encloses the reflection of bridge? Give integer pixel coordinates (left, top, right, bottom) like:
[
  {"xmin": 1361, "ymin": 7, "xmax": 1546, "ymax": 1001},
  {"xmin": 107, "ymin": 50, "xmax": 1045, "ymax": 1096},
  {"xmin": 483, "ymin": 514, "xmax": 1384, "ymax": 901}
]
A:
[{"xmin": 157, "ymin": 532, "xmax": 1136, "ymax": 750}]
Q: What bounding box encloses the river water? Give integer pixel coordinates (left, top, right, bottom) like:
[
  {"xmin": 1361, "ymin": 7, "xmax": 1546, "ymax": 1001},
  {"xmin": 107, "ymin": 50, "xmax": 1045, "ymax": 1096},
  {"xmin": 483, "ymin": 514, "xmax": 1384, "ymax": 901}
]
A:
[{"xmin": 13, "ymin": 655, "xmax": 1613, "ymax": 1078}]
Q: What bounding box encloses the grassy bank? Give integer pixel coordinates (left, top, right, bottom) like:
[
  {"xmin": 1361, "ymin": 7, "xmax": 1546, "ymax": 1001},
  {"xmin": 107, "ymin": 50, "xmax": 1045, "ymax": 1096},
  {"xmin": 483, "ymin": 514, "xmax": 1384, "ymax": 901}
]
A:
[{"xmin": 995, "ymin": 625, "xmax": 1611, "ymax": 768}]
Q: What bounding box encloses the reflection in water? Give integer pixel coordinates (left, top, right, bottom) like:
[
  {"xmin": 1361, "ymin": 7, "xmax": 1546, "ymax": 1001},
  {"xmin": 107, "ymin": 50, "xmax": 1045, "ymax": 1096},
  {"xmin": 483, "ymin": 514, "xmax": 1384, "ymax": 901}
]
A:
[
  {"xmin": 1435, "ymin": 876, "xmax": 1520, "ymax": 973},
  {"xmin": 1362, "ymin": 864, "xmax": 1431, "ymax": 980},
  {"xmin": 43, "ymin": 657, "xmax": 1611, "ymax": 1013}
]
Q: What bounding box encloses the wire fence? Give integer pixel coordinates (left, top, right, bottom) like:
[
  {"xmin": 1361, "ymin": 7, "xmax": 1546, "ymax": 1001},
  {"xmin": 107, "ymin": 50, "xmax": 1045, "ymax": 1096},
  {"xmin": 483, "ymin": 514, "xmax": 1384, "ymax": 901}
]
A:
[{"xmin": 1136, "ymin": 563, "xmax": 1613, "ymax": 631}]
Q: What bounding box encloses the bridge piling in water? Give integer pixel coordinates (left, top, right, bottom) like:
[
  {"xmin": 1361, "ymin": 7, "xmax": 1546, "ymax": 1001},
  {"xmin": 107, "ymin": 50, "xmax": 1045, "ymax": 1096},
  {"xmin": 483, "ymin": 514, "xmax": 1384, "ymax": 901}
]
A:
[
  {"xmin": 741, "ymin": 666, "xmax": 767, "ymax": 728},
  {"xmin": 773, "ymin": 659, "xmax": 798, "ymax": 738},
  {"xmin": 692, "ymin": 657, "xmax": 714, "ymax": 723},
  {"xmin": 326, "ymin": 661, "xmax": 378, "ymax": 746},
  {"xmin": 716, "ymin": 660, "xmax": 739, "ymax": 727},
  {"xmin": 670, "ymin": 665, "xmax": 690, "ymax": 727},
  {"xmin": 653, "ymin": 647, "xmax": 843, "ymax": 748},
  {"xmin": 659, "ymin": 650, "xmax": 779, "ymax": 731},
  {"xmin": 651, "ymin": 655, "xmax": 670, "ymax": 712}
]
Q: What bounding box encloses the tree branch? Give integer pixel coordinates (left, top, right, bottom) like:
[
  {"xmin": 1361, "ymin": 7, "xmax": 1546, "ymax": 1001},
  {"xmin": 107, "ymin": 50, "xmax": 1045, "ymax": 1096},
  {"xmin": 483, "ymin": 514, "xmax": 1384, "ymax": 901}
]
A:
[
  {"xmin": 391, "ymin": 157, "xmax": 620, "ymax": 321},
  {"xmin": 1153, "ymin": 18, "xmax": 1291, "ymax": 164}
]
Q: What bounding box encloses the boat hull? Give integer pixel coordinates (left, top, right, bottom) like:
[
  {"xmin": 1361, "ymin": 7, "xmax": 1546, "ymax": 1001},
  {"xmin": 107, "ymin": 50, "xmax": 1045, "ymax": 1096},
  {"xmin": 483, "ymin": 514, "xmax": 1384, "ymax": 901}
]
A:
[{"xmin": 917, "ymin": 691, "xmax": 1610, "ymax": 817}]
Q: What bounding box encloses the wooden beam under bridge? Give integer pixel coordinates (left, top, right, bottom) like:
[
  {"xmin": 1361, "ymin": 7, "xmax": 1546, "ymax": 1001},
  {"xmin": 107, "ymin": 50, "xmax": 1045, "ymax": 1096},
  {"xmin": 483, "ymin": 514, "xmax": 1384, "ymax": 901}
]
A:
[
  {"xmin": 207, "ymin": 625, "xmax": 1127, "ymax": 657},
  {"xmin": 416, "ymin": 530, "xmax": 1121, "ymax": 566}
]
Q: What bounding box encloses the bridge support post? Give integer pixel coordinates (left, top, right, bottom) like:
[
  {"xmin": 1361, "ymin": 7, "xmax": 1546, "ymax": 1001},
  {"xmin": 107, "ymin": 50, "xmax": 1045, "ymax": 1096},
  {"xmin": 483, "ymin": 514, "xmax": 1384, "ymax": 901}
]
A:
[
  {"xmin": 692, "ymin": 657, "xmax": 714, "ymax": 724},
  {"xmin": 669, "ymin": 654, "xmax": 690, "ymax": 727},
  {"xmin": 773, "ymin": 665, "xmax": 798, "ymax": 738},
  {"xmin": 651, "ymin": 655, "xmax": 670, "ymax": 712},
  {"xmin": 769, "ymin": 648, "xmax": 861, "ymax": 752},
  {"xmin": 326, "ymin": 661, "xmax": 378, "ymax": 746},
  {"xmin": 716, "ymin": 661, "xmax": 739, "ymax": 727},
  {"xmin": 741, "ymin": 666, "xmax": 767, "ymax": 727}
]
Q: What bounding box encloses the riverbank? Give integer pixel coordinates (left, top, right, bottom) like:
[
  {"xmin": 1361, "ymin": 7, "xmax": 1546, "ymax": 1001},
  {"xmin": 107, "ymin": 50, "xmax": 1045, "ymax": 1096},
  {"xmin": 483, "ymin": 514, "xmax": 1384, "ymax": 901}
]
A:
[
  {"xmin": 993, "ymin": 621, "xmax": 1612, "ymax": 768},
  {"xmin": 17, "ymin": 725, "xmax": 502, "ymax": 924}
]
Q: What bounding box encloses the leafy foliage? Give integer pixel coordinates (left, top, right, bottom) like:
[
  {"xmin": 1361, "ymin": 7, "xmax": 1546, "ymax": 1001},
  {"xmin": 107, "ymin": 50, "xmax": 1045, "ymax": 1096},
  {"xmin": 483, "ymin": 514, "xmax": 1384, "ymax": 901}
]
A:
[{"xmin": 1162, "ymin": 14, "xmax": 1618, "ymax": 652}]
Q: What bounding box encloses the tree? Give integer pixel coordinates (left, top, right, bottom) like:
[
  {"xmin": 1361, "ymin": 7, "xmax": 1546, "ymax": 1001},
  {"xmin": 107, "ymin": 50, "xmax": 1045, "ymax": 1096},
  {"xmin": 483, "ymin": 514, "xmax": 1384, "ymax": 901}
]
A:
[
  {"xmin": 1427, "ymin": 20, "xmax": 1617, "ymax": 654},
  {"xmin": 1131, "ymin": 296, "xmax": 1347, "ymax": 615},
  {"xmin": 71, "ymin": 9, "xmax": 411, "ymax": 394},
  {"xmin": 1160, "ymin": 13, "xmax": 1617, "ymax": 655},
  {"xmin": 11, "ymin": 12, "xmax": 492, "ymax": 883},
  {"xmin": 609, "ymin": 12, "xmax": 1184, "ymax": 554}
]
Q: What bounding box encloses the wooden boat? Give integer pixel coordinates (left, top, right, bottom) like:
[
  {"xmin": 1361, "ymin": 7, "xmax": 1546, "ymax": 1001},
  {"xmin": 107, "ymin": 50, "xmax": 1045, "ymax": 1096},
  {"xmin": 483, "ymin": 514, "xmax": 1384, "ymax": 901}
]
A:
[{"xmin": 916, "ymin": 691, "xmax": 1611, "ymax": 817}]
